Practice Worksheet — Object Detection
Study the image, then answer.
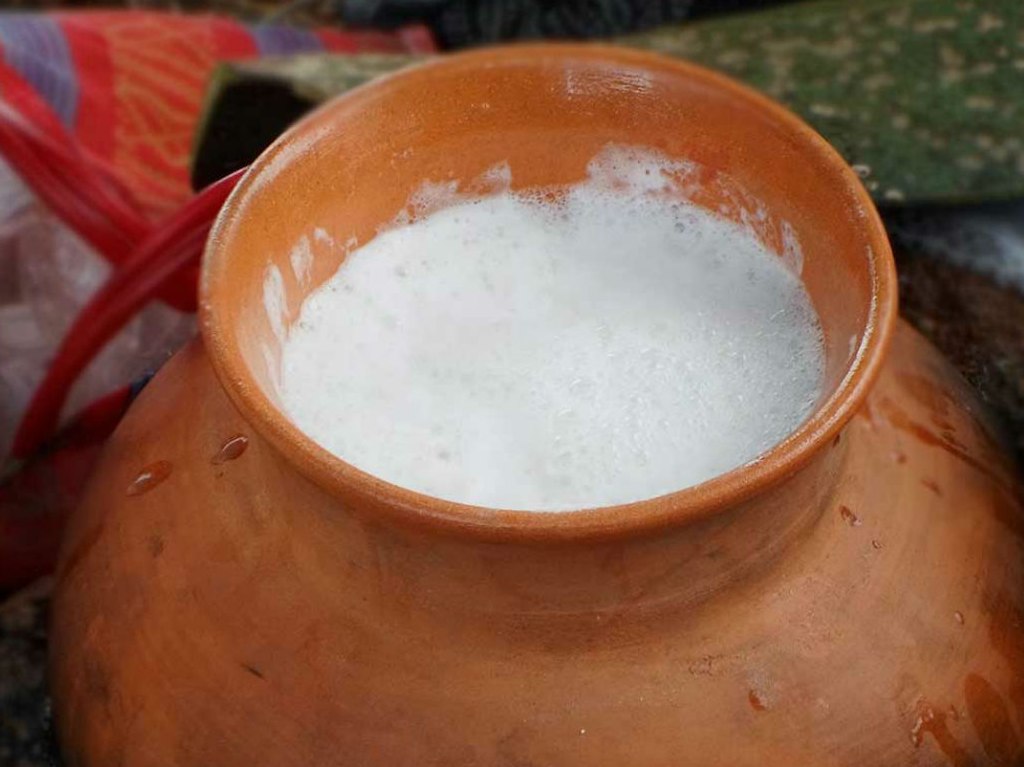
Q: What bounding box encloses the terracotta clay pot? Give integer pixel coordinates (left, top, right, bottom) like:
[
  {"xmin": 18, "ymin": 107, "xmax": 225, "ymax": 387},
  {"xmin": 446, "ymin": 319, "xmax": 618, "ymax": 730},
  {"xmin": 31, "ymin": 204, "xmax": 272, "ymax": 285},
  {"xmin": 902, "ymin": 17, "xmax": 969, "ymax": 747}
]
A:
[{"xmin": 50, "ymin": 45, "xmax": 1024, "ymax": 766}]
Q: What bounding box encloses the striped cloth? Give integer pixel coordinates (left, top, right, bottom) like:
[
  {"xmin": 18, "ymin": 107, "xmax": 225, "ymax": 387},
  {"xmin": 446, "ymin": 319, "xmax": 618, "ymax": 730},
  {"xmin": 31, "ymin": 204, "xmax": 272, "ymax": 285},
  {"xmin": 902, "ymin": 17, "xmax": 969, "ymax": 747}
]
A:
[{"xmin": 0, "ymin": 11, "xmax": 435, "ymax": 216}]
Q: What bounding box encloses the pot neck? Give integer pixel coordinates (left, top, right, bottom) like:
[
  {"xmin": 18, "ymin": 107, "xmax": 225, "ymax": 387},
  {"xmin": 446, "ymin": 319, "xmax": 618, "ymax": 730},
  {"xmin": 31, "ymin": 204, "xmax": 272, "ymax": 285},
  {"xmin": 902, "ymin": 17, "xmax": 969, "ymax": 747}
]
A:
[{"xmin": 307, "ymin": 437, "xmax": 847, "ymax": 618}]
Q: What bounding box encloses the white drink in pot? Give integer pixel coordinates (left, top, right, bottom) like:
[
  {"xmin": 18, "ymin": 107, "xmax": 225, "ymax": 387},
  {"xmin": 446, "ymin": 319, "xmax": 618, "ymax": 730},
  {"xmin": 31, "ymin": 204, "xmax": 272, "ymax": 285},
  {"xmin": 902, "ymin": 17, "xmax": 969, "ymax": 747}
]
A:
[{"xmin": 279, "ymin": 147, "xmax": 825, "ymax": 511}]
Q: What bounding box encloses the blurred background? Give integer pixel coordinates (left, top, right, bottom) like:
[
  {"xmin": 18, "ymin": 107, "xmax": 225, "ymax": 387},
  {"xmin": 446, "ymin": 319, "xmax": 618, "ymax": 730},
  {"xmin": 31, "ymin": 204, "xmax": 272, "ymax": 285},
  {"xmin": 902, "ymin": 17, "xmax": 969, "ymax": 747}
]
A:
[{"xmin": 0, "ymin": 1, "xmax": 1021, "ymax": 763}]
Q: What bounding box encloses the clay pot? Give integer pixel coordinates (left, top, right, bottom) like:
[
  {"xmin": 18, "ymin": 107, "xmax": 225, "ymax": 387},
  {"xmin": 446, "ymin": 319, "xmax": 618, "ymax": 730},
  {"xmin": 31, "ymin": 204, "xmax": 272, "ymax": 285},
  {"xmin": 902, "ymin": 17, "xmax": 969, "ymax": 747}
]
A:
[{"xmin": 50, "ymin": 45, "xmax": 1024, "ymax": 766}]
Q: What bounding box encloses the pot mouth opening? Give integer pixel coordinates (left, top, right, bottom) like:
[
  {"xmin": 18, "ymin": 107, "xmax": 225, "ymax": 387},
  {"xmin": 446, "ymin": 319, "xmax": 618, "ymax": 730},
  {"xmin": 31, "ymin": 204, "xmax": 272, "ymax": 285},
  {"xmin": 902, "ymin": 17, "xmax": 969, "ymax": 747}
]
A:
[{"xmin": 200, "ymin": 44, "xmax": 897, "ymax": 543}]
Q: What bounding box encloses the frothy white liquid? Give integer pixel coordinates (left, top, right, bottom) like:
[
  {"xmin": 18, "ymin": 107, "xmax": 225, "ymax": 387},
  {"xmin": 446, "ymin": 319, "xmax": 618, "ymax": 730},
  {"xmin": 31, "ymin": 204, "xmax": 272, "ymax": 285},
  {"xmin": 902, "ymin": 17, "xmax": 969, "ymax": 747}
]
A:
[{"xmin": 280, "ymin": 152, "xmax": 825, "ymax": 511}]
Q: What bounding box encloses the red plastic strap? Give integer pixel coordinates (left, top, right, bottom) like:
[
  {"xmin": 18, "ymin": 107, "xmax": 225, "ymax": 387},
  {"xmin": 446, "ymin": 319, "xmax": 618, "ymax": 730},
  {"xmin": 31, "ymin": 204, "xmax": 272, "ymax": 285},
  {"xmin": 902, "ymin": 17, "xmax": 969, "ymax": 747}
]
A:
[
  {"xmin": 10, "ymin": 169, "xmax": 246, "ymax": 460},
  {"xmin": 0, "ymin": 99, "xmax": 198, "ymax": 311}
]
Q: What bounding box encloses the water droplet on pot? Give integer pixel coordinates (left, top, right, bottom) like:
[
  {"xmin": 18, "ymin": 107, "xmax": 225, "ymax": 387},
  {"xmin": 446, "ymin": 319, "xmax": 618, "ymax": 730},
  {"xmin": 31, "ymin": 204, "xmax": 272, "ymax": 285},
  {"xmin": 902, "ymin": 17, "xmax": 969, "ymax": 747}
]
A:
[
  {"xmin": 839, "ymin": 506, "xmax": 861, "ymax": 527},
  {"xmin": 127, "ymin": 461, "xmax": 173, "ymax": 496},
  {"xmin": 748, "ymin": 689, "xmax": 768, "ymax": 712},
  {"xmin": 910, "ymin": 706, "xmax": 935, "ymax": 747},
  {"xmin": 909, "ymin": 703, "xmax": 954, "ymax": 750},
  {"xmin": 212, "ymin": 435, "xmax": 249, "ymax": 465}
]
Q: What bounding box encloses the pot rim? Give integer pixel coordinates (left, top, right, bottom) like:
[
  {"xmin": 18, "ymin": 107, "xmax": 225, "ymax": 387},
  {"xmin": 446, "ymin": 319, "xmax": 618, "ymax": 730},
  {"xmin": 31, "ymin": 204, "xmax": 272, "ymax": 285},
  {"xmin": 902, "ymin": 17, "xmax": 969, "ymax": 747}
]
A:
[{"xmin": 200, "ymin": 43, "xmax": 898, "ymax": 544}]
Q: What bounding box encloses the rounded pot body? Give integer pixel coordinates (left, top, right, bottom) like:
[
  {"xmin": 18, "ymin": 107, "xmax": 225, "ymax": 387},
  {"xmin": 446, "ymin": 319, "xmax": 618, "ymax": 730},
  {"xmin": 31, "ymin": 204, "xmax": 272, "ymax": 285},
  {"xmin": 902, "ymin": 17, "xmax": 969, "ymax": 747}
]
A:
[{"xmin": 50, "ymin": 45, "xmax": 1024, "ymax": 766}]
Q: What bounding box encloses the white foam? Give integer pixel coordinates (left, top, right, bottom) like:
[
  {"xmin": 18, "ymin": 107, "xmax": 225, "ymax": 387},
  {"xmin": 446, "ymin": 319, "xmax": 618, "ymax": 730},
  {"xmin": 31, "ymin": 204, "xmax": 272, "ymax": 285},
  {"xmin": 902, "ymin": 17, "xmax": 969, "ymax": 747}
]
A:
[
  {"xmin": 262, "ymin": 264, "xmax": 287, "ymax": 342},
  {"xmin": 279, "ymin": 149, "xmax": 825, "ymax": 511},
  {"xmin": 289, "ymin": 234, "xmax": 313, "ymax": 285}
]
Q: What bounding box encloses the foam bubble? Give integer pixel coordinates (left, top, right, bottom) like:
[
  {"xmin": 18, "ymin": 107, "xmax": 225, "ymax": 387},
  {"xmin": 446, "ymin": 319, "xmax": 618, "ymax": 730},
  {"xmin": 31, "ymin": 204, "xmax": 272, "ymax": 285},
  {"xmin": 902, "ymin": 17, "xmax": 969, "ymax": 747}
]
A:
[{"xmin": 280, "ymin": 149, "xmax": 825, "ymax": 511}]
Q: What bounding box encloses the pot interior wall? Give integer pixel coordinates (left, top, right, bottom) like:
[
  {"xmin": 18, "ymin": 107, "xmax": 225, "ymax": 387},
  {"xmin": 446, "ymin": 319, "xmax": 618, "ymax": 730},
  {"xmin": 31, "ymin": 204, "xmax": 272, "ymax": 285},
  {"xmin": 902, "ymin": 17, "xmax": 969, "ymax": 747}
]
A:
[{"xmin": 205, "ymin": 48, "xmax": 880, "ymax": 432}]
